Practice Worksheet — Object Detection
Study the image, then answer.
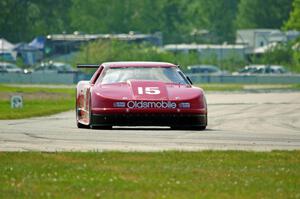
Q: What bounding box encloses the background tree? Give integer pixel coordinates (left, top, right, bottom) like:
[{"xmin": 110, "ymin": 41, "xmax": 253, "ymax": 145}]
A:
[
  {"xmin": 69, "ymin": 0, "xmax": 187, "ymax": 43},
  {"xmin": 0, "ymin": 0, "xmax": 296, "ymax": 44},
  {"xmin": 71, "ymin": 0, "xmax": 144, "ymax": 34},
  {"xmin": 0, "ymin": 0, "xmax": 31, "ymax": 42},
  {"xmin": 285, "ymin": 0, "xmax": 300, "ymax": 30},
  {"xmin": 185, "ymin": 0, "xmax": 239, "ymax": 43},
  {"xmin": 0, "ymin": 0, "xmax": 72, "ymax": 42},
  {"xmin": 236, "ymin": 0, "xmax": 292, "ymax": 29}
]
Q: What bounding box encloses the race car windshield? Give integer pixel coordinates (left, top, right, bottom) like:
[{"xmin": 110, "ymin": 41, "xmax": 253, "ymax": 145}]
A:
[{"xmin": 98, "ymin": 67, "xmax": 189, "ymax": 84}]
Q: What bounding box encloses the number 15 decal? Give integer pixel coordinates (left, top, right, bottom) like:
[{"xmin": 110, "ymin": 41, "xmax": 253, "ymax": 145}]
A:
[{"xmin": 138, "ymin": 87, "xmax": 160, "ymax": 95}]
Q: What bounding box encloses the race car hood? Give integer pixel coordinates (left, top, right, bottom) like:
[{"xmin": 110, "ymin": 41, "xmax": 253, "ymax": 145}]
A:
[{"xmin": 93, "ymin": 80, "xmax": 203, "ymax": 101}]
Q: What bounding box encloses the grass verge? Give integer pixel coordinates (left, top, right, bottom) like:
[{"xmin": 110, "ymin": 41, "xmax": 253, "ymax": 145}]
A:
[
  {"xmin": 0, "ymin": 84, "xmax": 75, "ymax": 95},
  {"xmin": 0, "ymin": 84, "xmax": 75, "ymax": 119},
  {"xmin": 198, "ymin": 83, "xmax": 300, "ymax": 92},
  {"xmin": 0, "ymin": 151, "xmax": 299, "ymax": 198},
  {"xmin": 0, "ymin": 99, "xmax": 74, "ymax": 119},
  {"xmin": 198, "ymin": 83, "xmax": 244, "ymax": 91}
]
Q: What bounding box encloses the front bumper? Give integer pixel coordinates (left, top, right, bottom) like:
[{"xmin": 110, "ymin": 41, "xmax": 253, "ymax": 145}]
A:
[{"xmin": 91, "ymin": 113, "xmax": 207, "ymax": 127}]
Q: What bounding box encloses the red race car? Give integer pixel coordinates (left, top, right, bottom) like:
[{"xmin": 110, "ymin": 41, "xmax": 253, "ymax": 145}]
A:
[{"xmin": 76, "ymin": 61, "xmax": 207, "ymax": 130}]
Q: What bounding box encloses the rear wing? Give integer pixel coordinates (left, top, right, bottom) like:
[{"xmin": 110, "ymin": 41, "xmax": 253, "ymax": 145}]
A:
[{"xmin": 77, "ymin": 64, "xmax": 100, "ymax": 68}]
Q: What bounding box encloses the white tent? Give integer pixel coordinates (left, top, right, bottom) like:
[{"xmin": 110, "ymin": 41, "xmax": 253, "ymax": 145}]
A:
[
  {"xmin": 0, "ymin": 38, "xmax": 15, "ymax": 51},
  {"xmin": 0, "ymin": 38, "xmax": 17, "ymax": 61}
]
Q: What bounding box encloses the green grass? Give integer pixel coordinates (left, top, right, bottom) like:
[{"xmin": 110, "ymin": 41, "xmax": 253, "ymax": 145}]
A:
[
  {"xmin": 198, "ymin": 83, "xmax": 244, "ymax": 91},
  {"xmin": 197, "ymin": 83, "xmax": 300, "ymax": 92},
  {"xmin": 0, "ymin": 99, "xmax": 74, "ymax": 119},
  {"xmin": 291, "ymin": 84, "xmax": 300, "ymax": 90},
  {"xmin": 0, "ymin": 84, "xmax": 75, "ymax": 95},
  {"xmin": 0, "ymin": 151, "xmax": 299, "ymax": 198},
  {"xmin": 0, "ymin": 84, "xmax": 75, "ymax": 119}
]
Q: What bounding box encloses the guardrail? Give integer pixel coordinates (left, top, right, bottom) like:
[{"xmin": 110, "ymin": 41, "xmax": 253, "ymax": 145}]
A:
[
  {"xmin": 188, "ymin": 74, "xmax": 300, "ymax": 84},
  {"xmin": 0, "ymin": 73, "xmax": 92, "ymax": 84},
  {"xmin": 1, "ymin": 72, "xmax": 300, "ymax": 84}
]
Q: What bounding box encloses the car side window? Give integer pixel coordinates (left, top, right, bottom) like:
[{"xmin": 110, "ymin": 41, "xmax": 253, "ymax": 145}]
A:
[{"xmin": 90, "ymin": 66, "xmax": 104, "ymax": 84}]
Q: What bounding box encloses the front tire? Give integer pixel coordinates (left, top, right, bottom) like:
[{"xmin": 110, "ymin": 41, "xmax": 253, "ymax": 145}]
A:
[
  {"xmin": 91, "ymin": 125, "xmax": 112, "ymax": 130},
  {"xmin": 170, "ymin": 126, "xmax": 206, "ymax": 131},
  {"xmin": 77, "ymin": 121, "xmax": 89, "ymax": 129},
  {"xmin": 76, "ymin": 91, "xmax": 91, "ymax": 129},
  {"xmin": 195, "ymin": 126, "xmax": 206, "ymax": 130}
]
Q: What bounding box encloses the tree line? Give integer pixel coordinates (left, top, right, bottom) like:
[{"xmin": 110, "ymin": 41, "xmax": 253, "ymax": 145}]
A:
[{"xmin": 1, "ymin": 0, "xmax": 299, "ymax": 44}]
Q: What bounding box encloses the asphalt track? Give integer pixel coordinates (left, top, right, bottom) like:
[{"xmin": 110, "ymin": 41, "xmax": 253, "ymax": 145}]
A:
[{"xmin": 0, "ymin": 92, "xmax": 300, "ymax": 152}]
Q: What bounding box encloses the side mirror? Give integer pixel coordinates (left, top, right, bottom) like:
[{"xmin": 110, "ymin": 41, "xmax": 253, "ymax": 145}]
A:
[{"xmin": 187, "ymin": 76, "xmax": 193, "ymax": 85}]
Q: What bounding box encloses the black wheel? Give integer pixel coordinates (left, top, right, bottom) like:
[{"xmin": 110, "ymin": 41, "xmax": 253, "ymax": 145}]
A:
[
  {"xmin": 77, "ymin": 121, "xmax": 90, "ymax": 129},
  {"xmin": 170, "ymin": 126, "xmax": 186, "ymax": 130},
  {"xmin": 170, "ymin": 126, "xmax": 206, "ymax": 130},
  {"xmin": 195, "ymin": 126, "xmax": 206, "ymax": 130},
  {"xmin": 76, "ymin": 105, "xmax": 90, "ymax": 128},
  {"xmin": 76, "ymin": 91, "xmax": 91, "ymax": 129},
  {"xmin": 91, "ymin": 125, "xmax": 112, "ymax": 130}
]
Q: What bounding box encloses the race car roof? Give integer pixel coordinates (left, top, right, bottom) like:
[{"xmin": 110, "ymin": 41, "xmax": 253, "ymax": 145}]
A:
[{"xmin": 102, "ymin": 61, "xmax": 177, "ymax": 68}]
